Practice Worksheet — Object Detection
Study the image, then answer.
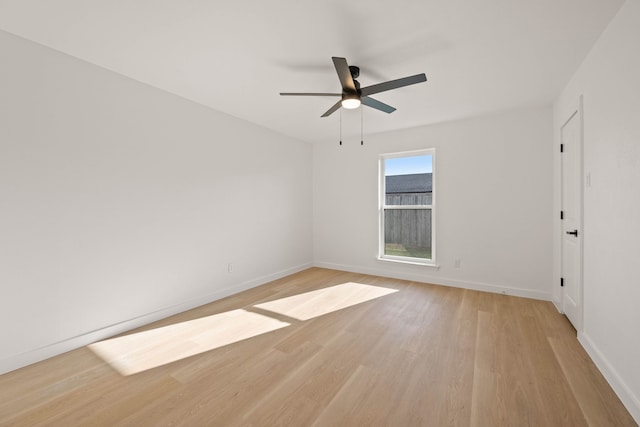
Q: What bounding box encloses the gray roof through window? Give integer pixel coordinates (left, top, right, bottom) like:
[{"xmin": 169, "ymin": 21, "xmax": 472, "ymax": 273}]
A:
[{"xmin": 385, "ymin": 173, "xmax": 432, "ymax": 193}]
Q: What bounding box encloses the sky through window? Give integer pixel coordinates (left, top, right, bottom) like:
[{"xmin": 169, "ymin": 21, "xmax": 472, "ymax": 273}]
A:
[{"xmin": 385, "ymin": 154, "xmax": 432, "ymax": 176}]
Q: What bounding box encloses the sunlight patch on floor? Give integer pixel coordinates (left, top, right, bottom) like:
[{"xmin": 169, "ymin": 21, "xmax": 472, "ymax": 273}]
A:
[
  {"xmin": 254, "ymin": 282, "xmax": 399, "ymax": 321},
  {"xmin": 88, "ymin": 309, "xmax": 289, "ymax": 376},
  {"xmin": 89, "ymin": 282, "xmax": 398, "ymax": 376}
]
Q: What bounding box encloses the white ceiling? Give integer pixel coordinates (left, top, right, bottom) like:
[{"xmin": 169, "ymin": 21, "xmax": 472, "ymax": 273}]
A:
[{"xmin": 0, "ymin": 0, "xmax": 624, "ymax": 144}]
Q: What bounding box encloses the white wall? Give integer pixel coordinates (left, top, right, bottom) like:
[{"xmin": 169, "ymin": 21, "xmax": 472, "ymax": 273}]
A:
[
  {"xmin": 554, "ymin": 0, "xmax": 640, "ymax": 421},
  {"xmin": 0, "ymin": 30, "xmax": 312, "ymax": 373},
  {"xmin": 313, "ymin": 106, "xmax": 553, "ymax": 300}
]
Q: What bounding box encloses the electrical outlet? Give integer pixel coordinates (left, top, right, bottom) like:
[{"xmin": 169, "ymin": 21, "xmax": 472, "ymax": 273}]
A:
[{"xmin": 454, "ymin": 259, "xmax": 461, "ymax": 269}]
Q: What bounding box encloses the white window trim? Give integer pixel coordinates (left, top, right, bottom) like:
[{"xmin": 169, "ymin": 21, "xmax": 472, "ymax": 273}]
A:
[{"xmin": 378, "ymin": 148, "xmax": 437, "ymax": 267}]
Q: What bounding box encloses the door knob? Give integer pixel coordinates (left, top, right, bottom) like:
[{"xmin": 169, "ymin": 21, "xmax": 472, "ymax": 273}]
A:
[{"xmin": 566, "ymin": 230, "xmax": 578, "ymax": 237}]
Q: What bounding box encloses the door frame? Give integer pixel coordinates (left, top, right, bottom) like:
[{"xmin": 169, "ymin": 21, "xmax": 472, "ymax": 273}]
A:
[{"xmin": 559, "ymin": 95, "xmax": 584, "ymax": 332}]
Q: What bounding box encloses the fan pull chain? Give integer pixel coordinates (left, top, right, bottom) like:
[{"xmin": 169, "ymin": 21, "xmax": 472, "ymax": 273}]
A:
[
  {"xmin": 361, "ymin": 107, "xmax": 364, "ymax": 146},
  {"xmin": 339, "ymin": 108, "xmax": 343, "ymax": 146}
]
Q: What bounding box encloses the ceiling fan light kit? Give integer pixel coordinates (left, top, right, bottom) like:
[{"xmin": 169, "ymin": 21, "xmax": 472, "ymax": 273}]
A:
[
  {"xmin": 341, "ymin": 93, "xmax": 361, "ymax": 109},
  {"xmin": 280, "ymin": 57, "xmax": 427, "ymax": 117}
]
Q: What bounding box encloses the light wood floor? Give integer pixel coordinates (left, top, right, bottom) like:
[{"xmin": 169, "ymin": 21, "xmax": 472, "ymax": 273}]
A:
[{"xmin": 1, "ymin": 268, "xmax": 636, "ymax": 426}]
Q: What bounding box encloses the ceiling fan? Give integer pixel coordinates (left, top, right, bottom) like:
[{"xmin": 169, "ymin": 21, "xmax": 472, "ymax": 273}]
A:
[{"xmin": 280, "ymin": 57, "xmax": 427, "ymax": 117}]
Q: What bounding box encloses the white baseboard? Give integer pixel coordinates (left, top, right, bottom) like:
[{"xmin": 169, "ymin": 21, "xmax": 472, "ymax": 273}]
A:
[
  {"xmin": 313, "ymin": 261, "xmax": 551, "ymax": 301},
  {"xmin": 578, "ymin": 332, "xmax": 640, "ymax": 424},
  {"xmin": 0, "ymin": 262, "xmax": 312, "ymax": 375}
]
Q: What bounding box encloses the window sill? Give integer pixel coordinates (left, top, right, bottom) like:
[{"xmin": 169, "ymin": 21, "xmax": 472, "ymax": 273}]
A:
[{"xmin": 377, "ymin": 256, "xmax": 440, "ymax": 270}]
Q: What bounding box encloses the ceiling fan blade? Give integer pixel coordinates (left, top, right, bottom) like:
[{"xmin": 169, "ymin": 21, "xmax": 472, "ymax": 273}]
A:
[
  {"xmin": 280, "ymin": 92, "xmax": 341, "ymax": 96},
  {"xmin": 360, "ymin": 73, "xmax": 427, "ymax": 97},
  {"xmin": 321, "ymin": 100, "xmax": 343, "ymax": 117},
  {"xmin": 332, "ymin": 57, "xmax": 356, "ymax": 92},
  {"xmin": 361, "ymin": 96, "xmax": 396, "ymax": 114}
]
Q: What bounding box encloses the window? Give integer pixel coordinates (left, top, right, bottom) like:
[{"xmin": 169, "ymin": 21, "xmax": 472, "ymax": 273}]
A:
[{"xmin": 379, "ymin": 149, "xmax": 435, "ymax": 265}]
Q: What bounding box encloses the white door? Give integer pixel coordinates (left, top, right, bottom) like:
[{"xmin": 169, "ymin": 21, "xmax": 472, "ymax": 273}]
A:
[{"xmin": 561, "ymin": 107, "xmax": 583, "ymax": 331}]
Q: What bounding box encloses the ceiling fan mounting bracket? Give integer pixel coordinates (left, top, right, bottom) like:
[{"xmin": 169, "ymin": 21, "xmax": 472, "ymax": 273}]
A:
[
  {"xmin": 348, "ymin": 66, "xmax": 361, "ymax": 95},
  {"xmin": 349, "ymin": 65, "xmax": 360, "ymax": 79}
]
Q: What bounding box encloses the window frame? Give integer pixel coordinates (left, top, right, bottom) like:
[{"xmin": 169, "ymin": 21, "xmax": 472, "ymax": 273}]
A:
[{"xmin": 378, "ymin": 149, "xmax": 436, "ymax": 266}]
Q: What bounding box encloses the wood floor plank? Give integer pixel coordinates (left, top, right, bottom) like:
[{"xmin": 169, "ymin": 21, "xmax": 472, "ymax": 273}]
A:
[
  {"xmin": 549, "ymin": 335, "xmax": 638, "ymax": 427},
  {"xmin": 514, "ymin": 304, "xmax": 586, "ymax": 425},
  {"xmin": 0, "ymin": 267, "xmax": 636, "ymax": 426}
]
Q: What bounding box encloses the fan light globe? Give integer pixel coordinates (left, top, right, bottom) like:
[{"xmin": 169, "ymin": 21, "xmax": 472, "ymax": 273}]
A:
[{"xmin": 342, "ymin": 98, "xmax": 361, "ymax": 109}]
